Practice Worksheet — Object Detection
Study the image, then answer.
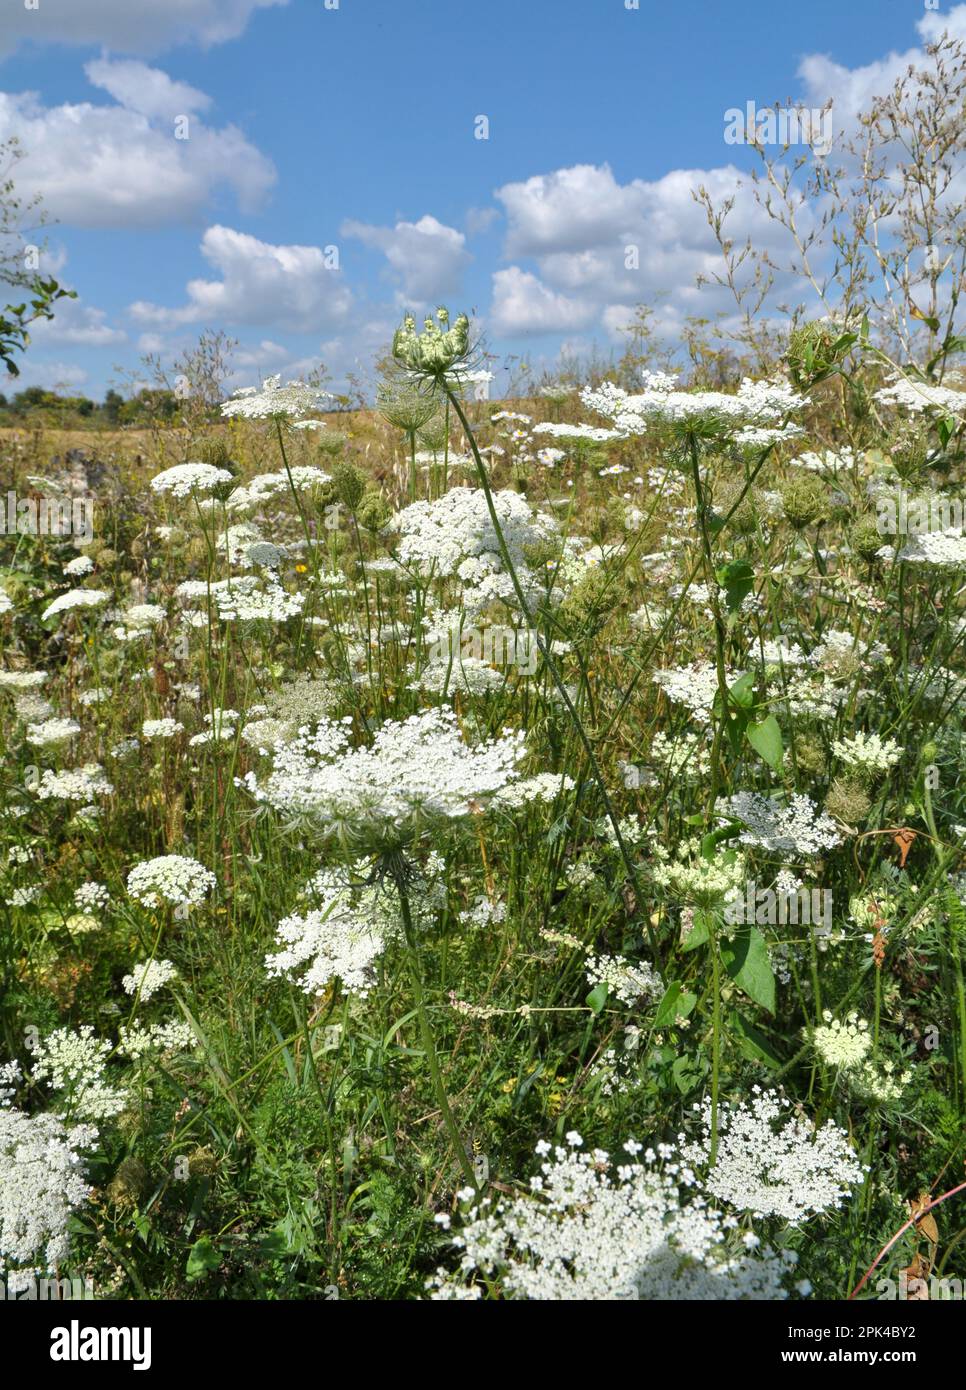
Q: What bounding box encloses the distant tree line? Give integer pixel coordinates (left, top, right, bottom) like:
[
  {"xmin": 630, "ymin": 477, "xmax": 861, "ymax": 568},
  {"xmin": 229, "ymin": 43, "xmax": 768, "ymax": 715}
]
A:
[{"xmin": 0, "ymin": 385, "xmax": 183, "ymax": 427}]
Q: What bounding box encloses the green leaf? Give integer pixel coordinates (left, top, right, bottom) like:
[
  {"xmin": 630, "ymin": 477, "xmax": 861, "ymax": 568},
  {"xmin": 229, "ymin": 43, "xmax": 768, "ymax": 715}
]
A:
[
  {"xmin": 186, "ymin": 1236, "xmax": 221, "ymax": 1282},
  {"xmin": 746, "ymin": 713, "xmax": 784, "ymax": 770},
  {"xmin": 656, "ymin": 984, "xmax": 699, "ymax": 1027},
  {"xmin": 720, "ymin": 926, "xmax": 776, "ymax": 1013},
  {"xmin": 701, "ymin": 823, "xmax": 742, "ymax": 858},
  {"xmin": 680, "ymin": 910, "xmax": 712, "ymax": 952},
  {"xmin": 728, "ymin": 1011, "xmax": 783, "ymax": 1068},
  {"xmin": 671, "ymin": 1052, "xmax": 707, "ymax": 1095},
  {"xmin": 937, "ymin": 415, "xmax": 955, "ymax": 448},
  {"xmin": 727, "ymin": 672, "xmax": 756, "ymax": 709},
  {"xmin": 586, "ymin": 983, "xmax": 609, "ymax": 1014},
  {"xmin": 716, "ymin": 559, "xmax": 755, "ymax": 612},
  {"xmin": 653, "ymin": 982, "xmax": 682, "ymax": 1028}
]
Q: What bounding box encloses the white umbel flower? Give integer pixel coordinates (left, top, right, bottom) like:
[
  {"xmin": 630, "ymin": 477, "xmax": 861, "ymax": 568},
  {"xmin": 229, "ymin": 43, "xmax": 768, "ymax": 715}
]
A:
[
  {"xmin": 680, "ymin": 1088, "xmax": 865, "ymax": 1224},
  {"xmin": 831, "ymin": 732, "xmax": 903, "ymax": 773},
  {"xmin": 41, "ymin": 589, "xmax": 110, "ymax": 622},
  {"xmin": 429, "ymin": 1136, "xmax": 800, "ymax": 1300},
  {"xmin": 122, "ymin": 958, "xmax": 178, "ymax": 1002},
  {"xmin": 150, "ymin": 463, "xmax": 233, "ymax": 498},
  {"xmin": 220, "ymin": 376, "xmax": 331, "ymax": 421},
  {"xmin": 27, "ymin": 1027, "xmax": 125, "ymax": 1121},
  {"xmin": 244, "ymin": 707, "xmax": 525, "ymax": 844},
  {"xmin": 26, "ymin": 717, "xmax": 81, "ymax": 746},
  {"xmin": 0, "ymin": 1099, "xmax": 96, "ymax": 1289},
  {"xmin": 35, "ymin": 764, "xmax": 113, "ymax": 802},
  {"xmin": 723, "ymin": 791, "xmax": 842, "ymax": 858},
  {"xmin": 126, "ymin": 855, "xmax": 216, "ymax": 909}
]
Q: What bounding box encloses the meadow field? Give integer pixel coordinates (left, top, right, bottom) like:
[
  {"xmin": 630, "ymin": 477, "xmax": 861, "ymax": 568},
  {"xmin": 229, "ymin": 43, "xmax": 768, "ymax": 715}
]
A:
[
  {"xmin": 2, "ymin": 5, "xmax": 966, "ymax": 1320},
  {"xmin": 2, "ymin": 311, "xmax": 966, "ymax": 1304}
]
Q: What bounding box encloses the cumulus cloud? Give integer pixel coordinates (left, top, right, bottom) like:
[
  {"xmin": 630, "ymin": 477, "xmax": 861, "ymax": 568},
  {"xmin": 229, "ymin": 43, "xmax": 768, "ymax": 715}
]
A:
[
  {"xmin": 487, "ymin": 6, "xmax": 966, "ymax": 342},
  {"xmin": 490, "ymin": 267, "xmax": 598, "ymax": 336},
  {"xmin": 797, "ymin": 4, "xmax": 966, "ymax": 132},
  {"xmin": 84, "ymin": 58, "xmax": 211, "ymax": 121},
  {"xmin": 129, "ymin": 225, "xmax": 353, "ymax": 332},
  {"xmin": 490, "ymin": 163, "xmax": 805, "ymax": 338},
  {"xmin": 0, "ymin": 0, "xmax": 289, "ymax": 58},
  {"xmin": 0, "ymin": 59, "xmax": 275, "ymax": 227},
  {"xmin": 11, "ymin": 360, "xmax": 89, "ymax": 391},
  {"xmin": 30, "ymin": 296, "xmax": 126, "ymax": 347},
  {"xmin": 341, "ymin": 214, "xmax": 470, "ymax": 305}
]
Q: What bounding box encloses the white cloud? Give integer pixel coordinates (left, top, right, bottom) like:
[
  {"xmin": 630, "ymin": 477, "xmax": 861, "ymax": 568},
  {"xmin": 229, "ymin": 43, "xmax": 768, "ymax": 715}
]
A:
[
  {"xmin": 491, "ymin": 163, "xmax": 801, "ymax": 338},
  {"xmin": 129, "ymin": 225, "xmax": 353, "ymax": 332},
  {"xmin": 342, "ymin": 214, "xmax": 471, "ymax": 305},
  {"xmin": 0, "ymin": 0, "xmax": 289, "ymax": 58},
  {"xmin": 488, "ymin": 6, "xmax": 966, "ymax": 343},
  {"xmin": 798, "ymin": 6, "xmax": 966, "ymax": 133},
  {"xmin": 31, "ymin": 296, "xmax": 126, "ymax": 347},
  {"xmin": 9, "ymin": 360, "xmax": 89, "ymax": 391},
  {"xmin": 465, "ymin": 206, "xmax": 500, "ymax": 237},
  {"xmin": 918, "ymin": 2, "xmax": 966, "ymax": 44},
  {"xmin": 84, "ymin": 58, "xmax": 211, "ymax": 121},
  {"xmin": 490, "ymin": 267, "xmax": 598, "ymax": 336},
  {"xmin": 499, "ymin": 164, "xmax": 650, "ymax": 261},
  {"xmin": 233, "ymin": 339, "xmax": 291, "ymax": 369},
  {"xmin": 0, "ymin": 60, "xmax": 275, "ymax": 227}
]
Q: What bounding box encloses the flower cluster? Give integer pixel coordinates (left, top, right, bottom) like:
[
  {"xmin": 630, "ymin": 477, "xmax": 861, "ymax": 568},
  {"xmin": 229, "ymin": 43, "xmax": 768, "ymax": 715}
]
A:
[
  {"xmin": 220, "ymin": 375, "xmax": 332, "ymax": 421},
  {"xmin": 429, "ymin": 1134, "xmax": 802, "ymax": 1300},
  {"xmin": 811, "ymin": 1011, "xmax": 872, "ymax": 1068},
  {"xmin": 581, "ymin": 372, "xmax": 805, "ymax": 439},
  {"xmin": 0, "ymin": 1099, "xmax": 96, "ymax": 1290},
  {"xmin": 122, "ymin": 958, "xmax": 179, "ymax": 1002},
  {"xmin": 150, "ymin": 463, "xmax": 234, "ymax": 498},
  {"xmin": 126, "ymin": 855, "xmax": 216, "ymax": 909},
  {"xmin": 831, "ymin": 731, "xmax": 903, "ymax": 774},
  {"xmin": 41, "ymin": 589, "xmax": 110, "ymax": 622},
  {"xmin": 679, "ymin": 1088, "xmax": 865, "ymax": 1224},
  {"xmin": 27, "ymin": 1026, "xmax": 125, "ymax": 1121},
  {"xmin": 723, "ymin": 791, "xmax": 843, "ymax": 858},
  {"xmin": 244, "ymin": 707, "xmax": 525, "ymax": 845},
  {"xmin": 585, "ymin": 951, "xmax": 662, "ymax": 1006},
  {"xmin": 35, "ymin": 764, "xmax": 113, "ymax": 803}
]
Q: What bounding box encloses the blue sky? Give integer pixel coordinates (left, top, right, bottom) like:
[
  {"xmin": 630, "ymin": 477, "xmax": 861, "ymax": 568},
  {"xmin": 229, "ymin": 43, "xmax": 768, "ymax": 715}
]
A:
[{"xmin": 0, "ymin": 0, "xmax": 960, "ymax": 398}]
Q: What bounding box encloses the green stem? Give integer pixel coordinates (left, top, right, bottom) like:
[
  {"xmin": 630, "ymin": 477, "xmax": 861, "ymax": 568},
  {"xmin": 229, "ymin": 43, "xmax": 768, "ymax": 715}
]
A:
[
  {"xmin": 687, "ymin": 432, "xmax": 731, "ymax": 820},
  {"xmin": 390, "ymin": 856, "xmax": 478, "ymax": 1191},
  {"xmin": 709, "ymin": 915, "xmax": 722, "ymax": 1164},
  {"xmin": 444, "ymin": 386, "xmax": 653, "ymax": 954}
]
